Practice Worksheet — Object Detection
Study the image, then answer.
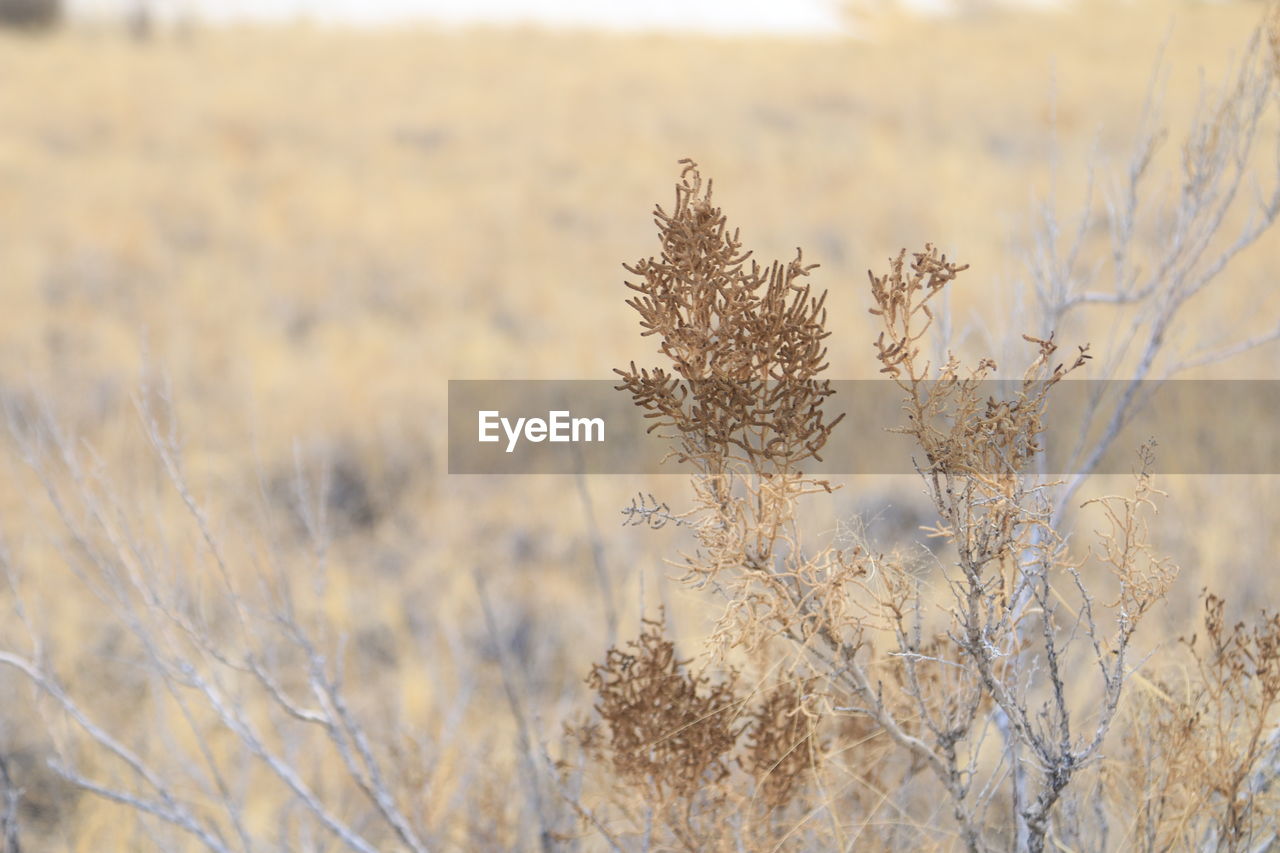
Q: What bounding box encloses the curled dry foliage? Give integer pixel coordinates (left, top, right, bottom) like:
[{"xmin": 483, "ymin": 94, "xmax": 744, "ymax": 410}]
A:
[
  {"xmin": 872, "ymin": 245, "xmax": 1091, "ymax": 479},
  {"xmin": 583, "ymin": 615, "xmax": 742, "ymax": 802},
  {"xmin": 570, "ymin": 616, "xmax": 826, "ymax": 850},
  {"xmin": 615, "ymin": 158, "xmax": 845, "ymax": 474},
  {"xmin": 1081, "ymin": 443, "xmax": 1179, "ymax": 632},
  {"xmin": 613, "ymin": 159, "xmax": 868, "ymax": 660}
]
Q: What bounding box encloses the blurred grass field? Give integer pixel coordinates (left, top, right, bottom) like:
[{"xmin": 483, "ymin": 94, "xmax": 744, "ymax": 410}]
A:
[{"xmin": 1, "ymin": 1, "xmax": 1279, "ymax": 847}]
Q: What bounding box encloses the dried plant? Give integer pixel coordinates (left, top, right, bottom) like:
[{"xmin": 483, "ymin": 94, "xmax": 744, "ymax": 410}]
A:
[
  {"xmin": 864, "ymin": 243, "xmax": 1174, "ymax": 851},
  {"xmin": 871, "ymin": 245, "xmax": 1091, "ymax": 479},
  {"xmin": 741, "ymin": 676, "xmax": 821, "ymax": 814},
  {"xmin": 584, "ymin": 615, "xmax": 742, "ymax": 803},
  {"xmin": 616, "ymin": 159, "xmax": 844, "ymax": 477},
  {"xmin": 583, "ymin": 159, "xmax": 1191, "ymax": 852},
  {"xmin": 0, "ymin": 392, "xmax": 452, "ymax": 853},
  {"xmin": 568, "ymin": 614, "xmax": 834, "ymax": 850},
  {"xmin": 0, "ymin": 10, "xmax": 1275, "ymax": 853},
  {"xmin": 574, "ymin": 14, "xmax": 1280, "ymax": 848},
  {"xmin": 1022, "ymin": 7, "xmax": 1280, "ymax": 517},
  {"xmin": 1115, "ymin": 595, "xmax": 1280, "ymax": 852},
  {"xmin": 613, "ymin": 161, "xmax": 865, "ymax": 667}
]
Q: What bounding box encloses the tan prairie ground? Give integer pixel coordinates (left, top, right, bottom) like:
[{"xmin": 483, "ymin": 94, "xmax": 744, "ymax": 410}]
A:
[{"xmin": 0, "ymin": 1, "xmax": 1279, "ymax": 849}]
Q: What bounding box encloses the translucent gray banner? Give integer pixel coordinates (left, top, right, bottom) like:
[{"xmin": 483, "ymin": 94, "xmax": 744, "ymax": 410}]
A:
[{"xmin": 448, "ymin": 380, "xmax": 1280, "ymax": 474}]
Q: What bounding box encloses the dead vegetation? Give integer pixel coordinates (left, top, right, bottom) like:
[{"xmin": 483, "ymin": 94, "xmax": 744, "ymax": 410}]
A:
[
  {"xmin": 0, "ymin": 6, "xmax": 1278, "ymax": 853},
  {"xmin": 576, "ymin": 160, "xmax": 1178, "ymax": 850},
  {"xmin": 575, "ymin": 21, "xmax": 1280, "ymax": 839},
  {"xmin": 1115, "ymin": 594, "xmax": 1280, "ymax": 852}
]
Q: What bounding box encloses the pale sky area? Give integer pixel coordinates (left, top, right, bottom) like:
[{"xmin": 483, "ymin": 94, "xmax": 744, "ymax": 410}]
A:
[
  {"xmin": 68, "ymin": 0, "xmax": 854, "ymax": 33},
  {"xmin": 63, "ymin": 0, "xmax": 1096, "ymax": 34},
  {"xmin": 67, "ymin": 0, "xmax": 1088, "ymax": 35}
]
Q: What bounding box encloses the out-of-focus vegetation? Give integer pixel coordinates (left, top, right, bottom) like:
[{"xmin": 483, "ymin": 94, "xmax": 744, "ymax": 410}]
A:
[{"xmin": 0, "ymin": 2, "xmax": 1278, "ymax": 848}]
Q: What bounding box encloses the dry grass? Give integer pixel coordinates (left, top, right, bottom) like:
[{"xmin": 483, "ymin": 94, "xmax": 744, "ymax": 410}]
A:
[{"xmin": 0, "ymin": 2, "xmax": 1278, "ymax": 849}]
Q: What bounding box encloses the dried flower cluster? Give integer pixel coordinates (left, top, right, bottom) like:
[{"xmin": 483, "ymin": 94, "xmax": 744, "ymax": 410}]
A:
[
  {"xmin": 571, "ymin": 615, "xmax": 825, "ymax": 849},
  {"xmin": 615, "ymin": 159, "xmax": 844, "ymax": 474},
  {"xmin": 871, "ymin": 246, "xmax": 1091, "ymax": 479},
  {"xmin": 583, "ymin": 616, "xmax": 741, "ymax": 802}
]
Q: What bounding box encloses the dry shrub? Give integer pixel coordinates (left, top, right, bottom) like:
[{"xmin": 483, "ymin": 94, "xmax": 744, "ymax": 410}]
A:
[
  {"xmin": 870, "ymin": 245, "xmax": 1090, "ymax": 478},
  {"xmin": 614, "ymin": 160, "xmax": 868, "ymax": 667},
  {"xmin": 569, "ymin": 616, "xmax": 829, "ymax": 850},
  {"xmin": 580, "ymin": 160, "xmax": 1182, "ymax": 852},
  {"xmin": 0, "ymin": 9, "xmax": 1275, "ymax": 852},
  {"xmin": 1115, "ymin": 595, "xmax": 1280, "ymax": 852},
  {"xmin": 584, "ymin": 615, "xmax": 742, "ymax": 802},
  {"xmin": 615, "ymin": 159, "xmax": 843, "ymax": 476}
]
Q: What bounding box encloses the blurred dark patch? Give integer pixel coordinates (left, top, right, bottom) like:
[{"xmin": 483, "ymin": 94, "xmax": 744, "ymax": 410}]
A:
[
  {"xmin": 126, "ymin": 1, "xmax": 152, "ymax": 41},
  {"xmin": 0, "ymin": 0, "xmax": 59, "ymax": 30},
  {"xmin": 812, "ymin": 227, "xmax": 848, "ymax": 266},
  {"xmin": 846, "ymin": 494, "xmax": 940, "ymax": 555},
  {"xmin": 326, "ymin": 457, "xmax": 378, "ymax": 530},
  {"xmin": 508, "ymin": 528, "xmax": 542, "ymax": 564},
  {"xmin": 267, "ymin": 451, "xmax": 375, "ymax": 536},
  {"xmin": 489, "ymin": 307, "xmax": 528, "ymax": 340},
  {"xmin": 267, "ymin": 443, "xmax": 412, "ymax": 540},
  {"xmin": 393, "ymin": 126, "xmax": 450, "ymax": 152},
  {"xmin": 0, "ymin": 745, "xmax": 79, "ymax": 841},
  {"xmin": 355, "ymin": 624, "xmax": 399, "ymax": 669},
  {"xmin": 752, "ymin": 104, "xmax": 797, "ymax": 131},
  {"xmin": 284, "ymin": 308, "xmax": 317, "ymax": 342},
  {"xmin": 807, "ymin": 92, "xmax": 863, "ymax": 115},
  {"xmin": 476, "ymin": 600, "xmax": 536, "ymax": 673}
]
